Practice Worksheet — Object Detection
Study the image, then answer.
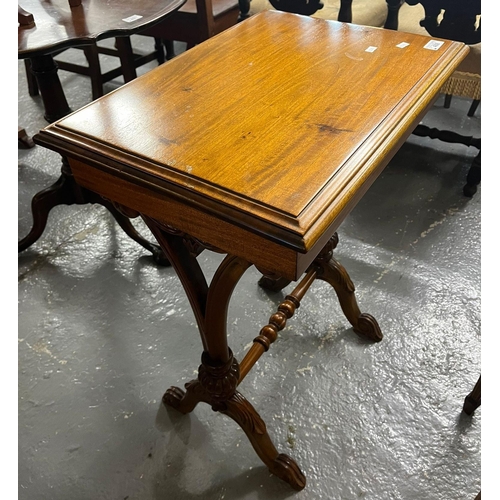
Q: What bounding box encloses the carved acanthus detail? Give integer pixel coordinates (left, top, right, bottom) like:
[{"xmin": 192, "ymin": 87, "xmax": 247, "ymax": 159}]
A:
[{"xmin": 198, "ymin": 349, "xmax": 240, "ymax": 403}]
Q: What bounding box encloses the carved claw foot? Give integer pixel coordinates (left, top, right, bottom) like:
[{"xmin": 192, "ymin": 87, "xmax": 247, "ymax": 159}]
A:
[
  {"xmin": 162, "ymin": 381, "xmax": 204, "ymax": 415},
  {"xmin": 270, "ymin": 453, "xmax": 307, "ymax": 491},
  {"xmin": 353, "ymin": 313, "xmax": 383, "ymax": 342}
]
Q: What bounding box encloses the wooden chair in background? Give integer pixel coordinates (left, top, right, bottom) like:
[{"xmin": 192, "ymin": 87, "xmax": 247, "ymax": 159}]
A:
[
  {"xmin": 23, "ymin": 0, "xmax": 243, "ymax": 95},
  {"xmin": 24, "ymin": 40, "xmax": 162, "ymax": 101},
  {"xmin": 245, "ymin": 0, "xmax": 389, "ymax": 27},
  {"xmin": 21, "ymin": 0, "xmax": 165, "ymax": 101},
  {"xmin": 18, "ymin": 6, "xmax": 36, "ymax": 149},
  {"xmin": 389, "ymin": 0, "xmax": 481, "ymax": 197},
  {"xmin": 138, "ymin": 0, "xmax": 243, "ymax": 60}
]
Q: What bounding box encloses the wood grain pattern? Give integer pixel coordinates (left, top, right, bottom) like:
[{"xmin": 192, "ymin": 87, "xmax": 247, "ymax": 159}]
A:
[{"xmin": 35, "ymin": 10, "xmax": 468, "ymax": 277}]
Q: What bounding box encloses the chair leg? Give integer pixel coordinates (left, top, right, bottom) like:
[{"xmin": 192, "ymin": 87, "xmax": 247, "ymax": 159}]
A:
[
  {"xmin": 164, "ymin": 40, "xmax": 176, "ymax": 60},
  {"xmin": 154, "ymin": 37, "xmax": 166, "ymax": 64},
  {"xmin": 83, "ymin": 44, "xmax": 105, "ymax": 100},
  {"xmin": 468, "ymin": 99, "xmax": 480, "ymax": 117},
  {"xmin": 238, "ymin": 0, "xmax": 251, "ymax": 21},
  {"xmin": 115, "ymin": 37, "xmax": 137, "ymax": 83},
  {"xmin": 444, "ymin": 94, "xmax": 452, "ymax": 108},
  {"xmin": 384, "ymin": 0, "xmax": 404, "ymax": 31},
  {"xmin": 29, "ymin": 55, "xmax": 71, "ymax": 122},
  {"xmin": 463, "ymin": 376, "xmax": 481, "ymax": 415},
  {"xmin": 463, "ymin": 150, "xmax": 481, "ymax": 198},
  {"xmin": 18, "ymin": 126, "xmax": 35, "ymax": 149},
  {"xmin": 24, "ymin": 59, "xmax": 39, "ymax": 96}
]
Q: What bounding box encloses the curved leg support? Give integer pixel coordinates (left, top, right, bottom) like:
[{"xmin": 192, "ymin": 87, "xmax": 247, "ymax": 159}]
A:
[
  {"xmin": 315, "ymin": 235, "xmax": 382, "ymax": 342},
  {"xmin": 19, "ymin": 156, "xmax": 168, "ymax": 262},
  {"xmin": 220, "ymin": 391, "xmax": 306, "ymax": 491},
  {"xmin": 100, "ymin": 200, "xmax": 170, "ymax": 266},
  {"xmin": 18, "ymin": 171, "xmax": 75, "ymax": 252},
  {"xmin": 144, "ymin": 218, "xmax": 305, "ymax": 489}
]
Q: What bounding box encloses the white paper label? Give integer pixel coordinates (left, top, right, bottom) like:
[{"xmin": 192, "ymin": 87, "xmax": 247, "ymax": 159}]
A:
[
  {"xmin": 396, "ymin": 42, "xmax": 410, "ymax": 48},
  {"xmin": 365, "ymin": 46, "xmax": 378, "ymax": 53},
  {"xmin": 122, "ymin": 15, "xmax": 143, "ymax": 23},
  {"xmin": 424, "ymin": 40, "xmax": 444, "ymax": 51}
]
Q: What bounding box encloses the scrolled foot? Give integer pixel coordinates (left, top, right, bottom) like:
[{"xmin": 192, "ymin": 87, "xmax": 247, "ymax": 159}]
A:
[
  {"xmin": 163, "ymin": 380, "xmax": 206, "ymax": 414},
  {"xmin": 316, "ymin": 253, "xmax": 383, "ymax": 343},
  {"xmin": 353, "ymin": 313, "xmax": 383, "ymax": 342},
  {"xmin": 258, "ymin": 274, "xmax": 291, "ymax": 292},
  {"xmin": 151, "ymin": 245, "xmax": 171, "ymax": 266},
  {"xmin": 162, "ymin": 386, "xmax": 185, "ymax": 410},
  {"xmin": 270, "ymin": 453, "xmax": 306, "ymax": 491}
]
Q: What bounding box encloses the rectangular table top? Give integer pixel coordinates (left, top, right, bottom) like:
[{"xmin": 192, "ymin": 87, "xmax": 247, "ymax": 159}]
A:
[{"xmin": 35, "ymin": 11, "xmax": 468, "ymax": 278}]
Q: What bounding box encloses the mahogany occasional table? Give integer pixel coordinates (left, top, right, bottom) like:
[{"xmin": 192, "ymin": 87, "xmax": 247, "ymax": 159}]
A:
[{"xmin": 33, "ymin": 11, "xmax": 468, "ymax": 490}]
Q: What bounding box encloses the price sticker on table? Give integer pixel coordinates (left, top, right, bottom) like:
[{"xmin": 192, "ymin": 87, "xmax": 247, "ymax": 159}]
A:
[
  {"xmin": 424, "ymin": 40, "xmax": 445, "ymax": 51},
  {"xmin": 122, "ymin": 15, "xmax": 143, "ymax": 23}
]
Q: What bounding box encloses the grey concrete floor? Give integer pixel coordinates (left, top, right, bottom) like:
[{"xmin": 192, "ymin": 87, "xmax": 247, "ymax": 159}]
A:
[{"xmin": 18, "ymin": 34, "xmax": 481, "ymax": 500}]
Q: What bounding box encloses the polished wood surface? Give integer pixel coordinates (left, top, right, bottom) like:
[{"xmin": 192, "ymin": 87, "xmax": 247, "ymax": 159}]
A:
[
  {"xmin": 37, "ymin": 11, "xmax": 468, "ymax": 278},
  {"xmin": 31, "ymin": 12, "xmax": 469, "ymax": 490},
  {"xmin": 18, "ymin": 0, "xmax": 186, "ymax": 58}
]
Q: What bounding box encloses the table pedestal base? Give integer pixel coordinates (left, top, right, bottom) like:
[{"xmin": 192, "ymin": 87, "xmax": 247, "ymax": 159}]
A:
[
  {"xmin": 143, "ymin": 216, "xmax": 382, "ymax": 490},
  {"xmin": 19, "ymin": 157, "xmax": 169, "ymax": 265}
]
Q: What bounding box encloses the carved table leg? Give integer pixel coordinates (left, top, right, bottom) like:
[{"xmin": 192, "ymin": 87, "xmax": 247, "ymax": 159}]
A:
[
  {"xmin": 315, "ymin": 233, "xmax": 383, "ymax": 342},
  {"xmin": 257, "ymin": 234, "xmax": 382, "ymax": 343},
  {"xmin": 19, "ymin": 157, "xmax": 168, "ymax": 265},
  {"xmin": 142, "ymin": 217, "xmax": 306, "ymax": 490},
  {"xmin": 163, "ymin": 355, "xmax": 306, "ymax": 490},
  {"xmin": 220, "ymin": 391, "xmax": 306, "ymax": 491}
]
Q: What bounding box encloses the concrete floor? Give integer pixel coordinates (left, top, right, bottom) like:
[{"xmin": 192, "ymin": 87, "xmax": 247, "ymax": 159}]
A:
[{"xmin": 18, "ymin": 33, "xmax": 481, "ymax": 500}]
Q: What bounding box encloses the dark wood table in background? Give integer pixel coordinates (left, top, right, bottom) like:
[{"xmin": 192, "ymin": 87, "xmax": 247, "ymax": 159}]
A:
[
  {"xmin": 18, "ymin": 0, "xmax": 185, "ymax": 122},
  {"xmin": 18, "ymin": 0, "xmax": 185, "ymax": 260},
  {"xmin": 33, "ymin": 11, "xmax": 468, "ymax": 490}
]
